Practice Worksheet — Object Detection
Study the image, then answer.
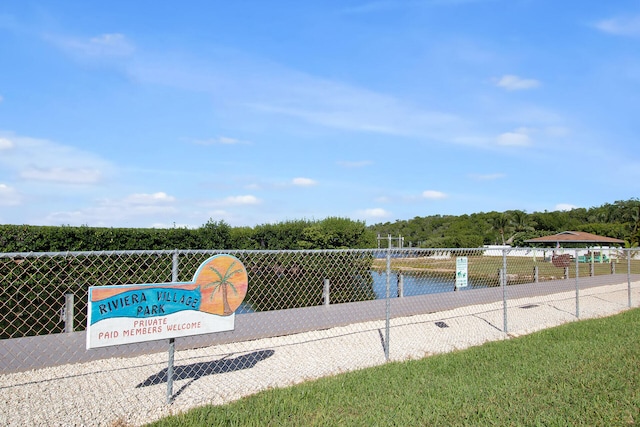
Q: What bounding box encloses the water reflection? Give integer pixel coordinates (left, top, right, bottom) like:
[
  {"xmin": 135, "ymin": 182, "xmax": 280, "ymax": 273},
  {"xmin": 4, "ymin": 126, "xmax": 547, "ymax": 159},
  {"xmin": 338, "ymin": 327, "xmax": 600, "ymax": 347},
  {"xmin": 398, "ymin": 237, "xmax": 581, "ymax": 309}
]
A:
[
  {"xmin": 238, "ymin": 270, "xmax": 479, "ymax": 314},
  {"xmin": 236, "ymin": 301, "xmax": 255, "ymax": 314},
  {"xmin": 371, "ymin": 270, "xmax": 478, "ymax": 299}
]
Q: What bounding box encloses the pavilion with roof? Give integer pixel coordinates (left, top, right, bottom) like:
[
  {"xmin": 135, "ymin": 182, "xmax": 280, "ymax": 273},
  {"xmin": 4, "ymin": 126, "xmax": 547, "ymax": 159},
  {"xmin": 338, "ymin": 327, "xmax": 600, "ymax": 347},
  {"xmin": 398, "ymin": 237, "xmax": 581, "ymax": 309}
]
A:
[
  {"xmin": 524, "ymin": 231, "xmax": 625, "ymax": 247},
  {"xmin": 525, "ymin": 231, "xmax": 625, "ymax": 265}
]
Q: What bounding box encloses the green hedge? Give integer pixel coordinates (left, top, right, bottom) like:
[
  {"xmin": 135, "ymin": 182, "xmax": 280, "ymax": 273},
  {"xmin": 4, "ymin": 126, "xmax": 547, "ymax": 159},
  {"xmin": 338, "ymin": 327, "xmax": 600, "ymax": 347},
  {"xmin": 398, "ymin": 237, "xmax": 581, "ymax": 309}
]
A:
[
  {"xmin": 0, "ymin": 217, "xmax": 375, "ymax": 253},
  {"xmin": 0, "ymin": 222, "xmax": 231, "ymax": 252}
]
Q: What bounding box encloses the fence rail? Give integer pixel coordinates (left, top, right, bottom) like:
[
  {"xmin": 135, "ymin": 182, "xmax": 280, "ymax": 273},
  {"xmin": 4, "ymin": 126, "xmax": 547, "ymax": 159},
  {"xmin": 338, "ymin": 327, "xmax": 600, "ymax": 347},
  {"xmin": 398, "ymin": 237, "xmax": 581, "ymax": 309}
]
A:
[{"xmin": 2, "ymin": 247, "xmax": 639, "ymax": 426}]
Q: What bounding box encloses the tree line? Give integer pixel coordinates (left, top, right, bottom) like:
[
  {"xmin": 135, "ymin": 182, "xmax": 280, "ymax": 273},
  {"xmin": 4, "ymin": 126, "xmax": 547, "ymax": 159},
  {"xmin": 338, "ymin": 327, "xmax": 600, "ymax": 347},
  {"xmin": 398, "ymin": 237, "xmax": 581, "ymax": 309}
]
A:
[
  {"xmin": 1, "ymin": 198, "xmax": 638, "ymax": 252},
  {"xmin": 368, "ymin": 198, "xmax": 640, "ymax": 248}
]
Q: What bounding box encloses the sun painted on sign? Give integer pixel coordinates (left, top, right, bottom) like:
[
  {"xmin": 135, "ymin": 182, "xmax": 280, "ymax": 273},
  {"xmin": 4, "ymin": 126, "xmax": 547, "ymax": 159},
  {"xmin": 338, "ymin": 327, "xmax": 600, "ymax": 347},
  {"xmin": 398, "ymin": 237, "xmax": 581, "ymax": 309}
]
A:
[{"xmin": 86, "ymin": 254, "xmax": 248, "ymax": 349}]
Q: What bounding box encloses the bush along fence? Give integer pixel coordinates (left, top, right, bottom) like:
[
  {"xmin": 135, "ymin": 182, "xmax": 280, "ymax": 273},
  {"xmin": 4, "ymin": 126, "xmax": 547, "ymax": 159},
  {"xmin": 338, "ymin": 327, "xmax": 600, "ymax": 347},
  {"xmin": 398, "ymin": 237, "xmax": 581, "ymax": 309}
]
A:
[{"xmin": 1, "ymin": 247, "xmax": 639, "ymax": 426}]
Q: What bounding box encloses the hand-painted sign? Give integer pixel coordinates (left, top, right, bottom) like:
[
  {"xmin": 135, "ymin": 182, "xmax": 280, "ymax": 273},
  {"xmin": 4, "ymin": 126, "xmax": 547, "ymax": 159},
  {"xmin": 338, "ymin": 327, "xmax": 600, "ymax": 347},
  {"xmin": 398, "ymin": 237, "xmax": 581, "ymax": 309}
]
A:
[
  {"xmin": 86, "ymin": 254, "xmax": 248, "ymax": 349},
  {"xmin": 455, "ymin": 256, "xmax": 468, "ymax": 288}
]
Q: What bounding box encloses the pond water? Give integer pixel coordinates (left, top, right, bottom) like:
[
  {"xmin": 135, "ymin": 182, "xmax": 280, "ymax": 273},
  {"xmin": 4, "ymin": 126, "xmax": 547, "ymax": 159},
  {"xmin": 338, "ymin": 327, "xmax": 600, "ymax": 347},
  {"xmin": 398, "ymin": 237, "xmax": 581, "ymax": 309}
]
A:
[
  {"xmin": 238, "ymin": 270, "xmax": 478, "ymax": 314},
  {"xmin": 237, "ymin": 301, "xmax": 255, "ymax": 314},
  {"xmin": 371, "ymin": 270, "xmax": 456, "ymax": 299}
]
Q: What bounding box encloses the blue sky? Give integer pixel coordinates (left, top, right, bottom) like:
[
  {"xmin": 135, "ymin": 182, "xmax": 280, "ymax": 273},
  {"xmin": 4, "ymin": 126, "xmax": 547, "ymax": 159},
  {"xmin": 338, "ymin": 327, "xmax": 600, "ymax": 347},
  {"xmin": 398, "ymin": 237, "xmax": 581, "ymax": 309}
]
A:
[{"xmin": 1, "ymin": 1, "xmax": 639, "ymax": 228}]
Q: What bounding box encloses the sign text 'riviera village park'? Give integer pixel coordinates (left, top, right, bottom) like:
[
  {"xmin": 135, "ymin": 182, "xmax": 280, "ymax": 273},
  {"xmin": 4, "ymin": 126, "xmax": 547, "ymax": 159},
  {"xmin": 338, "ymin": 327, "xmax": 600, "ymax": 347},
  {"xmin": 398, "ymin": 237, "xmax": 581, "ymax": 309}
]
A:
[{"xmin": 86, "ymin": 254, "xmax": 248, "ymax": 349}]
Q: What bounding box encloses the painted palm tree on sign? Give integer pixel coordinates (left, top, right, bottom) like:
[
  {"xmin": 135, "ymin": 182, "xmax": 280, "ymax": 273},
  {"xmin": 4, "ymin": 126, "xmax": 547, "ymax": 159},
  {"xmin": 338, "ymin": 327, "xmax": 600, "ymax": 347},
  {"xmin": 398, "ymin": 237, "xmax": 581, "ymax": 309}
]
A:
[{"xmin": 202, "ymin": 261, "xmax": 243, "ymax": 316}]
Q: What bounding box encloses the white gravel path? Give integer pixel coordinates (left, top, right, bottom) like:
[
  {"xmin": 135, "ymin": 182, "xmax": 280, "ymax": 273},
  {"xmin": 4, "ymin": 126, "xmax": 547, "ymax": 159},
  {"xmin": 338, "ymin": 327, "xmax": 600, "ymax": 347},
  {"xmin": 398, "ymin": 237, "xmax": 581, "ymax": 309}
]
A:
[{"xmin": 1, "ymin": 281, "xmax": 638, "ymax": 427}]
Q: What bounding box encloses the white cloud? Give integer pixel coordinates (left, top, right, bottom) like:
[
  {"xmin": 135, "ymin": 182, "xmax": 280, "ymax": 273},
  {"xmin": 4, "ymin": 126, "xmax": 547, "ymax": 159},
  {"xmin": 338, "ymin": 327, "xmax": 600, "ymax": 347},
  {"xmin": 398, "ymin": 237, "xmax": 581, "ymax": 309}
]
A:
[
  {"xmin": 0, "ymin": 133, "xmax": 113, "ymax": 186},
  {"xmin": 244, "ymin": 183, "xmax": 262, "ymax": 190},
  {"xmin": 422, "ymin": 190, "xmax": 447, "ymax": 199},
  {"xmin": 544, "ymin": 126, "xmax": 570, "ymax": 137},
  {"xmin": 43, "ymin": 193, "xmax": 180, "ymax": 227},
  {"xmin": 360, "ymin": 208, "xmax": 390, "ymax": 218},
  {"xmin": 206, "ymin": 209, "xmax": 229, "ymax": 217},
  {"xmin": 215, "ymin": 195, "xmax": 261, "ymax": 206},
  {"xmin": 124, "ymin": 192, "xmax": 176, "ymax": 205},
  {"xmin": 192, "ymin": 136, "xmax": 246, "ymax": 145},
  {"xmin": 451, "ymin": 135, "xmax": 492, "ymax": 147},
  {"xmin": 468, "ymin": 173, "xmax": 506, "ymax": 181},
  {"xmin": 497, "ymin": 127, "xmax": 533, "ymax": 147},
  {"xmin": 126, "ymin": 44, "xmax": 567, "ymax": 153},
  {"xmin": 292, "ymin": 177, "xmax": 317, "ymax": 187},
  {"xmin": 341, "ymin": 1, "xmax": 398, "ymax": 14},
  {"xmin": 46, "ymin": 32, "xmax": 135, "ymax": 58},
  {"xmin": 129, "ymin": 54, "xmax": 463, "ymax": 140},
  {"xmin": 0, "ymin": 137, "xmax": 13, "ymax": 150},
  {"xmin": 337, "ymin": 160, "xmax": 373, "ymax": 168},
  {"xmin": 496, "ymin": 75, "xmax": 541, "ymax": 91},
  {"xmin": 20, "ymin": 167, "xmax": 102, "ymax": 184},
  {"xmin": 430, "ymin": 0, "xmax": 497, "ymax": 4},
  {"xmin": 594, "ymin": 15, "xmax": 640, "ymax": 37},
  {"xmin": 250, "ymin": 100, "xmax": 459, "ymax": 138},
  {"xmin": 555, "ymin": 203, "xmax": 578, "ymax": 211},
  {"xmin": 0, "ymin": 183, "xmax": 21, "ymax": 206},
  {"xmin": 90, "ymin": 33, "xmax": 134, "ymax": 53},
  {"xmin": 497, "ymin": 132, "xmax": 529, "ymax": 146},
  {"xmin": 343, "ymin": 0, "xmax": 490, "ymax": 14}
]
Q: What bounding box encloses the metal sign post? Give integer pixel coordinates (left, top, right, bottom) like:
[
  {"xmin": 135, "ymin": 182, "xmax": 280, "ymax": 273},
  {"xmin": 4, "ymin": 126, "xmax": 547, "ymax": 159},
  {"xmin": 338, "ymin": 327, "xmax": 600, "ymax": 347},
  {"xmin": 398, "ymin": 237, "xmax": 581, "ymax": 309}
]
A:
[{"xmin": 167, "ymin": 250, "xmax": 179, "ymax": 403}]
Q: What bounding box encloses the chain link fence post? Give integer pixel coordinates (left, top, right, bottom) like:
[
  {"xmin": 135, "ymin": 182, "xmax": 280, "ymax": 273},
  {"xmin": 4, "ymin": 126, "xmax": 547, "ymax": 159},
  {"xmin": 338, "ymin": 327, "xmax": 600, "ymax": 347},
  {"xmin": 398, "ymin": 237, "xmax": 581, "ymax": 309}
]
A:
[
  {"xmin": 628, "ymin": 248, "xmax": 632, "ymax": 308},
  {"xmin": 63, "ymin": 293, "xmax": 74, "ymax": 333},
  {"xmin": 383, "ymin": 235, "xmax": 391, "ymax": 361},
  {"xmin": 502, "ymin": 248, "xmax": 508, "ymax": 334},
  {"xmin": 323, "ymin": 279, "xmax": 330, "ymax": 306},
  {"xmin": 575, "ymin": 249, "xmax": 580, "ymax": 318}
]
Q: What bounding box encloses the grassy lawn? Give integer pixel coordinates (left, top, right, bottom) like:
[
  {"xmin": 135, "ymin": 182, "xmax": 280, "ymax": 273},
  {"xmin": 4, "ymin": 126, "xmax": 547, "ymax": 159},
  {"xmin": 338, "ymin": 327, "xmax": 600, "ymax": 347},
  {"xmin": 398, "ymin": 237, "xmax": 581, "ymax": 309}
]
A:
[
  {"xmin": 372, "ymin": 256, "xmax": 640, "ymax": 284},
  {"xmin": 147, "ymin": 308, "xmax": 640, "ymax": 426}
]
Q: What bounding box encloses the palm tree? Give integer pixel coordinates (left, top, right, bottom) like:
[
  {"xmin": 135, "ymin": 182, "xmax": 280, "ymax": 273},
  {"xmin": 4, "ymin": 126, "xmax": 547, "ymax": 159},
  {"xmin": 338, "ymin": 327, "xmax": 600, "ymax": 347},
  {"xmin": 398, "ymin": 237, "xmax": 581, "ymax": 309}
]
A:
[
  {"xmin": 619, "ymin": 201, "xmax": 640, "ymax": 245},
  {"xmin": 507, "ymin": 210, "xmax": 535, "ymax": 244},
  {"xmin": 613, "ymin": 240, "xmax": 639, "ymax": 262},
  {"xmin": 511, "ymin": 210, "xmax": 529, "ymax": 232},
  {"xmin": 492, "ymin": 214, "xmax": 510, "ymax": 245},
  {"xmin": 630, "ymin": 204, "xmax": 640, "ymax": 244},
  {"xmin": 202, "ymin": 261, "xmax": 243, "ymax": 316}
]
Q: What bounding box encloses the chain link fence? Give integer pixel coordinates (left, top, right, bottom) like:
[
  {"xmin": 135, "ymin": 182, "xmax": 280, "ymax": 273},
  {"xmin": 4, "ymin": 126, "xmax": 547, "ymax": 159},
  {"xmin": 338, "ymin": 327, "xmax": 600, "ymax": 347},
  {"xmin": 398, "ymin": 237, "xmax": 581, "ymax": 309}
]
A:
[{"xmin": 2, "ymin": 247, "xmax": 640, "ymax": 426}]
